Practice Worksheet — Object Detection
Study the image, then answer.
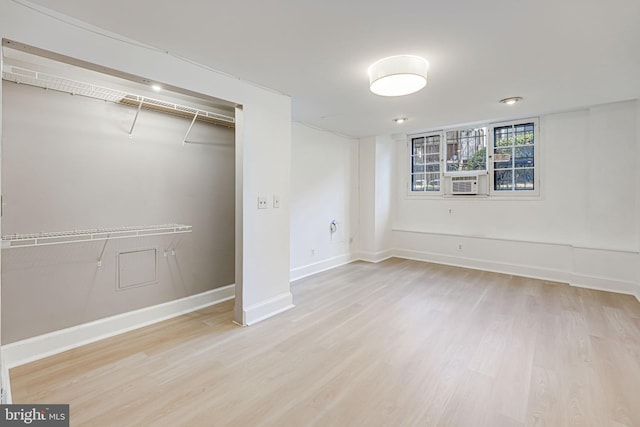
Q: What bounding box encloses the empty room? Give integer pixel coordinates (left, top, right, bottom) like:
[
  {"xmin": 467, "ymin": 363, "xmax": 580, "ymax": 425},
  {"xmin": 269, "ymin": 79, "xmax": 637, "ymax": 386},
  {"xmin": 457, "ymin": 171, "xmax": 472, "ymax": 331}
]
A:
[{"xmin": 0, "ymin": 0, "xmax": 639, "ymax": 426}]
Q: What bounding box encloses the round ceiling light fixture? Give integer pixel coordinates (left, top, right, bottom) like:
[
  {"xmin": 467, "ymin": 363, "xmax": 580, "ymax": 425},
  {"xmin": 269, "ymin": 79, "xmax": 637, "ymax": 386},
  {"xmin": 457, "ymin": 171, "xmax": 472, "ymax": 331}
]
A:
[
  {"xmin": 393, "ymin": 117, "xmax": 408, "ymax": 124},
  {"xmin": 499, "ymin": 96, "xmax": 523, "ymax": 105},
  {"xmin": 368, "ymin": 55, "xmax": 429, "ymax": 97}
]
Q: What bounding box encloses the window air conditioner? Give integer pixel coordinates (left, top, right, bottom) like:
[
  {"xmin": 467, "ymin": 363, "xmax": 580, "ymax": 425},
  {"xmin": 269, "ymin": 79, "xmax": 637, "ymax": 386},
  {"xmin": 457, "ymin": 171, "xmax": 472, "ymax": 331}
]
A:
[{"xmin": 450, "ymin": 175, "xmax": 478, "ymax": 195}]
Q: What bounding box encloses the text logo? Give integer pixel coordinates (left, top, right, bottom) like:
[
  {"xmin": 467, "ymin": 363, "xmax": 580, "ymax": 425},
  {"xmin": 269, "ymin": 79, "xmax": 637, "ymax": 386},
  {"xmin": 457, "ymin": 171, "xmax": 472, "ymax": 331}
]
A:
[{"xmin": 0, "ymin": 405, "xmax": 69, "ymax": 426}]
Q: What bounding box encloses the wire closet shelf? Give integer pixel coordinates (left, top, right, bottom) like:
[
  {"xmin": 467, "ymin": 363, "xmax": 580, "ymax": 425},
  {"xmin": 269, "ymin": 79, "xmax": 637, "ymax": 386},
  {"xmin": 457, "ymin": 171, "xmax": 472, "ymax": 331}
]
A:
[
  {"xmin": 1, "ymin": 224, "xmax": 193, "ymax": 249},
  {"xmin": 1, "ymin": 65, "xmax": 235, "ymax": 127}
]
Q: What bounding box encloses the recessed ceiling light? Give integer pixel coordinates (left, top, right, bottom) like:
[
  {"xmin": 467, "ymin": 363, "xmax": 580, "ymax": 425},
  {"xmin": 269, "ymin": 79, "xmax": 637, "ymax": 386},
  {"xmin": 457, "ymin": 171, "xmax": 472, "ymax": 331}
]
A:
[
  {"xmin": 499, "ymin": 96, "xmax": 523, "ymax": 105},
  {"xmin": 151, "ymin": 84, "xmax": 162, "ymax": 92},
  {"xmin": 393, "ymin": 117, "xmax": 408, "ymax": 124},
  {"xmin": 368, "ymin": 55, "xmax": 429, "ymax": 97}
]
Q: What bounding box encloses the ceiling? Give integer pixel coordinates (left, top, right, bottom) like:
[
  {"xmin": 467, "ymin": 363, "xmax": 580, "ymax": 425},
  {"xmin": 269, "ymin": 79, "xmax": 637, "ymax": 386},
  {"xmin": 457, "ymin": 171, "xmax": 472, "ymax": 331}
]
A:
[{"xmin": 21, "ymin": 0, "xmax": 640, "ymax": 138}]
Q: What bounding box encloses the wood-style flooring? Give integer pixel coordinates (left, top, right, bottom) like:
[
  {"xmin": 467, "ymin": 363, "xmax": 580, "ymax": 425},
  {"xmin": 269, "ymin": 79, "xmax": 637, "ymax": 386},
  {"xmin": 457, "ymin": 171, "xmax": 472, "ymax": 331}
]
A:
[{"xmin": 10, "ymin": 258, "xmax": 640, "ymax": 426}]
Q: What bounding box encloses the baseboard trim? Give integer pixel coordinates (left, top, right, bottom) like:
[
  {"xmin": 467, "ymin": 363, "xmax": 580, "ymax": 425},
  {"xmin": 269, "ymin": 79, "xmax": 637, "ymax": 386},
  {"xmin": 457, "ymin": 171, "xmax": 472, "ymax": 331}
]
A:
[
  {"xmin": 569, "ymin": 274, "xmax": 639, "ymax": 298},
  {"xmin": 392, "ymin": 248, "xmax": 572, "ymax": 284},
  {"xmin": 2, "ymin": 284, "xmax": 235, "ymax": 369},
  {"xmin": 243, "ymin": 291, "xmax": 294, "ymax": 325},
  {"xmin": 290, "ymin": 253, "xmax": 357, "ymax": 282},
  {"xmin": 357, "ymin": 249, "xmax": 394, "ymax": 264},
  {"xmin": 393, "ymin": 248, "xmax": 640, "ymax": 299}
]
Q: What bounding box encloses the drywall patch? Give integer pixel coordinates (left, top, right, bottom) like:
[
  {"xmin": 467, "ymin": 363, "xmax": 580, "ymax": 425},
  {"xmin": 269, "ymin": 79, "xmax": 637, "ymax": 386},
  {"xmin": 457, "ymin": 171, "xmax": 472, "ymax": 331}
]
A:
[{"xmin": 117, "ymin": 249, "xmax": 158, "ymax": 290}]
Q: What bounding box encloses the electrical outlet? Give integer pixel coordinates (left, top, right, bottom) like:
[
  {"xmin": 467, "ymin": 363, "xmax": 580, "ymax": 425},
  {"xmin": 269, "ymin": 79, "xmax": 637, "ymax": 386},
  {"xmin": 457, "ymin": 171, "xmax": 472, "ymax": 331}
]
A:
[
  {"xmin": 311, "ymin": 248, "xmax": 315, "ymax": 256},
  {"xmin": 457, "ymin": 244, "xmax": 463, "ymax": 251},
  {"xmin": 258, "ymin": 196, "xmax": 268, "ymax": 209},
  {"xmin": 448, "ymin": 208, "xmax": 453, "ymax": 215}
]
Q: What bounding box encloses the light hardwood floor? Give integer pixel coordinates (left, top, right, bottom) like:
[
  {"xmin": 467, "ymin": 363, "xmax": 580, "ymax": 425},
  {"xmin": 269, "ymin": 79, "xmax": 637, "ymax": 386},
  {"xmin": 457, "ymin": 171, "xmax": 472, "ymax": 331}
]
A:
[{"xmin": 10, "ymin": 259, "xmax": 640, "ymax": 426}]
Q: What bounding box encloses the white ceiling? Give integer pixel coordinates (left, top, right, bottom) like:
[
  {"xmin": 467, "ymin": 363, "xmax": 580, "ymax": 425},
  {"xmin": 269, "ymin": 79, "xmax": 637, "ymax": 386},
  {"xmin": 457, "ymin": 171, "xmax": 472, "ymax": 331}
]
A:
[{"xmin": 23, "ymin": 0, "xmax": 640, "ymax": 138}]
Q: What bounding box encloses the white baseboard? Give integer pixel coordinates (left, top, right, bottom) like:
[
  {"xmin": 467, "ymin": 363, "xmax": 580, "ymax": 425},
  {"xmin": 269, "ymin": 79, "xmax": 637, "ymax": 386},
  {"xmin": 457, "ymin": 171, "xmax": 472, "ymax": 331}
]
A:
[
  {"xmin": 393, "ymin": 248, "xmax": 572, "ymax": 284},
  {"xmin": 290, "ymin": 246, "xmax": 640, "ymax": 303},
  {"xmin": 243, "ymin": 291, "xmax": 294, "ymax": 325},
  {"xmin": 357, "ymin": 249, "xmax": 394, "ymax": 263},
  {"xmin": 290, "ymin": 253, "xmax": 357, "ymax": 282},
  {"xmin": 2, "ymin": 284, "xmax": 235, "ymax": 369},
  {"xmin": 392, "ymin": 248, "xmax": 640, "ymax": 299},
  {"xmin": 570, "ymin": 273, "xmax": 639, "ymax": 298}
]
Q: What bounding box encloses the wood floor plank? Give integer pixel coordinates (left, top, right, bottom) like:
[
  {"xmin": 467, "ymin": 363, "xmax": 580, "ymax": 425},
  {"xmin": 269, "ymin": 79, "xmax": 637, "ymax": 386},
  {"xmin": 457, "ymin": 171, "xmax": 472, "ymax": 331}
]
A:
[{"xmin": 9, "ymin": 259, "xmax": 640, "ymax": 426}]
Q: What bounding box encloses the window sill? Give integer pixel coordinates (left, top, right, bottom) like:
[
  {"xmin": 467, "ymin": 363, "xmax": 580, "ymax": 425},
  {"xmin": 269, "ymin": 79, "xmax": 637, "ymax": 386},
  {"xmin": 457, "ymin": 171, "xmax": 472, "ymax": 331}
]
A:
[{"xmin": 405, "ymin": 192, "xmax": 542, "ymax": 201}]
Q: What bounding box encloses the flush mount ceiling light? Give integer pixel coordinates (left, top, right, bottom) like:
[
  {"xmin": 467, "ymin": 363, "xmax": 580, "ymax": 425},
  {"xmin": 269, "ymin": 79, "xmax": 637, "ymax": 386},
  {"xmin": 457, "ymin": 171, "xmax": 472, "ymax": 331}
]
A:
[
  {"xmin": 368, "ymin": 55, "xmax": 429, "ymax": 97},
  {"xmin": 151, "ymin": 84, "xmax": 163, "ymax": 92},
  {"xmin": 499, "ymin": 96, "xmax": 523, "ymax": 105},
  {"xmin": 393, "ymin": 117, "xmax": 408, "ymax": 124}
]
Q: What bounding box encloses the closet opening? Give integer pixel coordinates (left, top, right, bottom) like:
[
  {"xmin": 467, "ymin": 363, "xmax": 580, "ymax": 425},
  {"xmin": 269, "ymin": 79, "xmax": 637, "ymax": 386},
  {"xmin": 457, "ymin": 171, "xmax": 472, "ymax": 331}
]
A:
[{"xmin": 1, "ymin": 40, "xmax": 237, "ymax": 346}]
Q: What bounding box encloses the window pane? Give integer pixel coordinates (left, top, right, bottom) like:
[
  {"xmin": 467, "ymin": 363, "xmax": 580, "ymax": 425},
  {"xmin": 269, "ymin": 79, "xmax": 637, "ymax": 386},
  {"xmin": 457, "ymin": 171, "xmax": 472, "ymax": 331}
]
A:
[
  {"xmin": 411, "ymin": 173, "xmax": 426, "ymax": 191},
  {"xmin": 494, "ymin": 126, "xmax": 514, "ymax": 146},
  {"xmin": 412, "ymin": 154, "xmax": 426, "ymax": 165},
  {"xmin": 446, "ymin": 128, "xmax": 487, "ymax": 172},
  {"xmin": 514, "ymin": 146, "xmax": 534, "ymax": 168},
  {"xmin": 426, "ymin": 164, "xmax": 439, "ymax": 173},
  {"xmin": 426, "ymin": 142, "xmax": 439, "ymax": 153},
  {"xmin": 515, "ymin": 168, "xmax": 534, "ymax": 190},
  {"xmin": 494, "ymin": 169, "xmax": 513, "ymax": 190},
  {"xmin": 425, "ymin": 153, "xmax": 439, "ymax": 163},
  {"xmin": 514, "ymin": 123, "xmax": 535, "ymax": 145},
  {"xmin": 494, "ymin": 147, "xmax": 512, "ymax": 169},
  {"xmin": 411, "ymin": 133, "xmax": 441, "ymax": 192},
  {"xmin": 493, "ymin": 122, "xmax": 535, "ymax": 192},
  {"xmin": 412, "ymin": 138, "xmax": 425, "ymax": 153},
  {"xmin": 425, "ymin": 173, "xmax": 440, "ymax": 191}
]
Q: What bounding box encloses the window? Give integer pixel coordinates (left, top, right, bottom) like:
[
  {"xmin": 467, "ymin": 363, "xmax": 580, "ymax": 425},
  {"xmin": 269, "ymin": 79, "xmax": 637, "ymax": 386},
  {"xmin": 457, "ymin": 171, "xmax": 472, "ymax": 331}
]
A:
[
  {"xmin": 446, "ymin": 128, "xmax": 487, "ymax": 172},
  {"xmin": 491, "ymin": 121, "xmax": 536, "ymax": 192},
  {"xmin": 410, "ymin": 133, "xmax": 441, "ymax": 192},
  {"xmin": 408, "ymin": 118, "xmax": 538, "ymax": 197}
]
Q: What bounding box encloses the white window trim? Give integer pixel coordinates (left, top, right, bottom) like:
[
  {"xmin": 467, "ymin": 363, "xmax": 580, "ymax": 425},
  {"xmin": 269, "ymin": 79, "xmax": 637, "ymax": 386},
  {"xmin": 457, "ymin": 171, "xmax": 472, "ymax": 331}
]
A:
[
  {"xmin": 405, "ymin": 117, "xmax": 540, "ymax": 200},
  {"xmin": 488, "ymin": 118, "xmax": 540, "ymax": 198},
  {"xmin": 406, "ymin": 131, "xmax": 443, "ymax": 197}
]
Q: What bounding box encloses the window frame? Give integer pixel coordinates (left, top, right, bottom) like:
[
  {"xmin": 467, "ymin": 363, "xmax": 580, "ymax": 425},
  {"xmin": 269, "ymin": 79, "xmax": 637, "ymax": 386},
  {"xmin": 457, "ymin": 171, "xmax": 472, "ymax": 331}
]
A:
[
  {"xmin": 407, "ymin": 131, "xmax": 443, "ymax": 195},
  {"xmin": 488, "ymin": 118, "xmax": 540, "ymax": 198},
  {"xmin": 406, "ymin": 117, "xmax": 540, "ymax": 199},
  {"xmin": 444, "ymin": 127, "xmax": 489, "ymax": 175}
]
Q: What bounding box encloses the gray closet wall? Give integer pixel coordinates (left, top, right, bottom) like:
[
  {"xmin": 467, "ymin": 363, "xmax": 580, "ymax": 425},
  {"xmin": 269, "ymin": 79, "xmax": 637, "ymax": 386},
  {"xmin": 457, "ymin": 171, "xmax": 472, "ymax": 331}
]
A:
[{"xmin": 1, "ymin": 81, "xmax": 235, "ymax": 343}]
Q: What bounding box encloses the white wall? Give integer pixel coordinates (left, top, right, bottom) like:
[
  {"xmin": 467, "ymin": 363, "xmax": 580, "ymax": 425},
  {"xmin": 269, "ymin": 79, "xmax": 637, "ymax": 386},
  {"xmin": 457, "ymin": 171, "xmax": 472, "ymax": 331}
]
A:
[
  {"xmin": 0, "ymin": 0, "xmax": 292, "ymax": 329},
  {"xmin": 358, "ymin": 135, "xmax": 395, "ymax": 261},
  {"xmin": 391, "ymin": 100, "xmax": 640, "ymax": 297},
  {"xmin": 358, "ymin": 137, "xmax": 376, "ymax": 256},
  {"xmin": 290, "ymin": 123, "xmax": 358, "ymax": 280}
]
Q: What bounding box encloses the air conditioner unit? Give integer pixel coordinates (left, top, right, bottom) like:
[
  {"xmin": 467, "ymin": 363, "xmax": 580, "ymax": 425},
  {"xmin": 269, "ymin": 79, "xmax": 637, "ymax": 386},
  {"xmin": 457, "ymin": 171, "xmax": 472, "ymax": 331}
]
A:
[{"xmin": 450, "ymin": 175, "xmax": 478, "ymax": 195}]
